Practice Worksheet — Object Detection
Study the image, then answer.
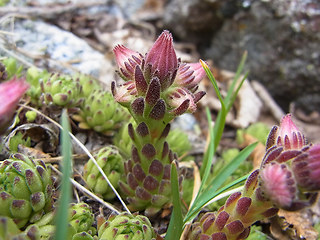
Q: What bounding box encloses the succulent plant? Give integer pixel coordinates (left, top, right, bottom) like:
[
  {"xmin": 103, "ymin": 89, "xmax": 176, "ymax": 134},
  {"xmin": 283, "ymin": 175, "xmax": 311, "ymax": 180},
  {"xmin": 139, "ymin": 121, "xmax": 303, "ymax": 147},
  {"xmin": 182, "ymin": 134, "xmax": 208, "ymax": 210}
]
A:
[
  {"xmin": 112, "ymin": 30, "xmax": 206, "ymax": 215},
  {"xmin": 28, "ymin": 203, "xmax": 96, "ymax": 240},
  {"xmin": 76, "ymin": 73, "xmax": 101, "ymax": 98},
  {"xmin": 113, "ymin": 119, "xmax": 192, "ymax": 159},
  {"xmin": 188, "ymin": 170, "xmax": 278, "ymax": 240},
  {"xmin": 0, "ymin": 216, "xmax": 40, "ymax": 240},
  {"xmin": 72, "ymin": 89, "xmax": 129, "ymax": 136},
  {"xmin": 40, "ymin": 73, "xmax": 84, "ymax": 108},
  {"xmin": 188, "ymin": 114, "xmax": 320, "ymax": 239},
  {"xmin": 26, "ymin": 67, "xmax": 50, "ymax": 106},
  {"xmin": 1, "ymin": 57, "xmax": 23, "ymax": 80},
  {"xmin": 69, "ymin": 202, "xmax": 96, "ymax": 236},
  {"xmin": 83, "ymin": 146, "xmax": 124, "ymax": 200},
  {"xmin": 0, "ymin": 77, "xmax": 29, "ymax": 135},
  {"xmin": 0, "ymin": 153, "xmax": 54, "ymax": 228},
  {"xmin": 97, "ymin": 212, "xmax": 156, "ymax": 240}
]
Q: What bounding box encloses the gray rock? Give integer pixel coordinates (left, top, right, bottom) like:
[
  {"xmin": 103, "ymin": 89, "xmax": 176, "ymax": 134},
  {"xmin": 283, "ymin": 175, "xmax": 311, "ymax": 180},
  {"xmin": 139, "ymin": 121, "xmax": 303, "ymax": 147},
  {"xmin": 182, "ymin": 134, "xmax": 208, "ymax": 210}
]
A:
[
  {"xmin": 205, "ymin": 0, "xmax": 320, "ymax": 113},
  {"xmin": 3, "ymin": 19, "xmax": 105, "ymax": 77}
]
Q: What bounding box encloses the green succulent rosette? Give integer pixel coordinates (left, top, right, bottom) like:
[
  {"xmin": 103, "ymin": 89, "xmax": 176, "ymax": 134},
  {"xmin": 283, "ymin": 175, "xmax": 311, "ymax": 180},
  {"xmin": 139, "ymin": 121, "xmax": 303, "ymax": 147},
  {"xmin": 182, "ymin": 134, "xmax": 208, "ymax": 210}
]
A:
[
  {"xmin": 76, "ymin": 73, "xmax": 101, "ymax": 98},
  {"xmin": 69, "ymin": 202, "xmax": 96, "ymax": 235},
  {"xmin": 83, "ymin": 146, "xmax": 124, "ymax": 200},
  {"xmin": 0, "ymin": 216, "xmax": 40, "ymax": 240},
  {"xmin": 40, "ymin": 73, "xmax": 84, "ymax": 107},
  {"xmin": 28, "ymin": 204, "xmax": 96, "ymax": 240},
  {"xmin": 0, "ymin": 153, "xmax": 54, "ymax": 228},
  {"xmin": 72, "ymin": 89, "xmax": 129, "ymax": 136},
  {"xmin": 26, "ymin": 67, "xmax": 51, "ymax": 106},
  {"xmin": 97, "ymin": 212, "xmax": 156, "ymax": 240},
  {"xmin": 1, "ymin": 57, "xmax": 23, "ymax": 80}
]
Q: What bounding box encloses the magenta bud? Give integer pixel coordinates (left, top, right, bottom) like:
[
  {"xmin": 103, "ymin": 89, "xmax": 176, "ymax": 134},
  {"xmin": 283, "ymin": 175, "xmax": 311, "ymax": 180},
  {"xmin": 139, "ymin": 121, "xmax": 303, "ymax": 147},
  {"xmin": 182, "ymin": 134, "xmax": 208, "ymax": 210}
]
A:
[
  {"xmin": 226, "ymin": 220, "xmax": 244, "ymax": 235},
  {"xmin": 133, "ymin": 164, "xmax": 146, "ymax": 182},
  {"xmin": 210, "ymin": 232, "xmax": 227, "ymax": 240},
  {"xmin": 0, "ymin": 77, "xmax": 29, "ymax": 135},
  {"xmin": 145, "ymin": 30, "xmax": 178, "ymax": 88},
  {"xmin": 131, "ymin": 97, "xmax": 145, "ymax": 116},
  {"xmin": 135, "ymin": 65, "xmax": 148, "ymax": 95},
  {"xmin": 136, "ymin": 122, "xmax": 149, "ymax": 137},
  {"xmin": 143, "ymin": 175, "xmax": 159, "ymax": 191},
  {"xmin": 160, "ymin": 124, "xmax": 171, "ymax": 139},
  {"xmin": 136, "ymin": 186, "xmax": 152, "ymax": 200},
  {"xmin": 200, "ymin": 212, "xmax": 215, "ymax": 231},
  {"xmin": 148, "ymin": 160, "xmax": 163, "ymax": 176},
  {"xmin": 131, "ymin": 148, "xmax": 140, "ymax": 164},
  {"xmin": 267, "ymin": 114, "xmax": 307, "ymax": 150},
  {"xmin": 215, "ymin": 211, "xmax": 229, "ymax": 231},
  {"xmin": 176, "ymin": 62, "xmax": 206, "ymax": 90},
  {"xmin": 141, "ymin": 144, "xmax": 156, "ymax": 159},
  {"xmin": 149, "ymin": 99, "xmax": 166, "ymax": 120},
  {"xmin": 292, "ymin": 144, "xmax": 320, "ymax": 191},
  {"xmin": 145, "ymin": 77, "xmax": 161, "ymax": 106},
  {"xmin": 259, "ymin": 162, "xmax": 297, "ymax": 209},
  {"xmin": 113, "ymin": 45, "xmax": 142, "ymax": 81},
  {"xmin": 236, "ymin": 197, "xmax": 252, "ymax": 216},
  {"xmin": 127, "ymin": 170, "xmax": 138, "ymax": 189}
]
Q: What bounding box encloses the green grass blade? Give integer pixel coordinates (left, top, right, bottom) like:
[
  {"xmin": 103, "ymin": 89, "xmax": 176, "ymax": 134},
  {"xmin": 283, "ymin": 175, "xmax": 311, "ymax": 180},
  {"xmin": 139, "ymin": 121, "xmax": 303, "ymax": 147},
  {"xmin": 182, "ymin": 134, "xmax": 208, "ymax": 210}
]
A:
[
  {"xmin": 184, "ymin": 142, "xmax": 257, "ymax": 224},
  {"xmin": 165, "ymin": 161, "xmax": 183, "ymax": 240},
  {"xmin": 54, "ymin": 109, "xmax": 72, "ymax": 240},
  {"xmin": 227, "ymin": 71, "xmax": 249, "ymax": 112},
  {"xmin": 224, "ymin": 51, "xmax": 247, "ymax": 107},
  {"xmin": 200, "ymin": 60, "xmax": 226, "ymax": 110},
  {"xmin": 199, "ymin": 107, "xmax": 215, "ymax": 178}
]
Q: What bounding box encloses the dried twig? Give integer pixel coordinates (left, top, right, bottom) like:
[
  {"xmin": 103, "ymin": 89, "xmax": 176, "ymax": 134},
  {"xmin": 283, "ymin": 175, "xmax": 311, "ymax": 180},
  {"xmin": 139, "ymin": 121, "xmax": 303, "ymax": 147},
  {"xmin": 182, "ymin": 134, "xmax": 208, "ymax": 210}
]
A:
[{"xmin": 251, "ymin": 80, "xmax": 285, "ymax": 120}]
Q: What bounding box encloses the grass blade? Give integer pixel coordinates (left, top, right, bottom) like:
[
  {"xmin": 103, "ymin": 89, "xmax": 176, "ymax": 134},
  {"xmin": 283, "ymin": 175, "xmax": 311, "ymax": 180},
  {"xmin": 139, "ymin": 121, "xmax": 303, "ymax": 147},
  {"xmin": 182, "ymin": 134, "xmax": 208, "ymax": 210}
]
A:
[
  {"xmin": 199, "ymin": 107, "xmax": 215, "ymax": 179},
  {"xmin": 54, "ymin": 109, "xmax": 72, "ymax": 240},
  {"xmin": 165, "ymin": 161, "xmax": 183, "ymax": 240},
  {"xmin": 200, "ymin": 60, "xmax": 225, "ymax": 110},
  {"xmin": 184, "ymin": 142, "xmax": 257, "ymax": 224},
  {"xmin": 224, "ymin": 51, "xmax": 247, "ymax": 107}
]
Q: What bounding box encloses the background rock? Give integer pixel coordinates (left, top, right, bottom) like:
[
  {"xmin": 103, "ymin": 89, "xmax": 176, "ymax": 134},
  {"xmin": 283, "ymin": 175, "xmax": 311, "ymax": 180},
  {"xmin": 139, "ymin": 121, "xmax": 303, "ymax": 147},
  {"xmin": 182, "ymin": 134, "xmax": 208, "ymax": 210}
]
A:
[{"xmin": 204, "ymin": 0, "xmax": 320, "ymax": 113}]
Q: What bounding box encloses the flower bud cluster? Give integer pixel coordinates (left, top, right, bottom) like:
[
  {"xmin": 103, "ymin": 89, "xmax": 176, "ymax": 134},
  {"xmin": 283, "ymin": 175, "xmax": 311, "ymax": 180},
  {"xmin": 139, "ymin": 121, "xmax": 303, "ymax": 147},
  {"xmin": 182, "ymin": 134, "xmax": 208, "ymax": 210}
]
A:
[
  {"xmin": 189, "ymin": 114, "xmax": 320, "ymax": 239},
  {"xmin": 111, "ymin": 30, "xmax": 206, "ymax": 215}
]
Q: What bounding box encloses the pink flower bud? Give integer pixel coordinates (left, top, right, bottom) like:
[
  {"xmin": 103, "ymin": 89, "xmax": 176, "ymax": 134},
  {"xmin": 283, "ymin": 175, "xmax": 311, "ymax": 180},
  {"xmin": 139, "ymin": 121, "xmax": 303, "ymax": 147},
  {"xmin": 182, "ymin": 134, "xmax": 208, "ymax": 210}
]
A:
[
  {"xmin": 292, "ymin": 144, "xmax": 320, "ymax": 191},
  {"xmin": 266, "ymin": 114, "xmax": 306, "ymax": 150},
  {"xmin": 259, "ymin": 162, "xmax": 297, "ymax": 209},
  {"xmin": 175, "ymin": 62, "xmax": 206, "ymax": 91},
  {"xmin": 145, "ymin": 30, "xmax": 178, "ymax": 89},
  {"xmin": 113, "ymin": 45, "xmax": 142, "ymax": 81},
  {"xmin": 0, "ymin": 77, "xmax": 29, "ymax": 134}
]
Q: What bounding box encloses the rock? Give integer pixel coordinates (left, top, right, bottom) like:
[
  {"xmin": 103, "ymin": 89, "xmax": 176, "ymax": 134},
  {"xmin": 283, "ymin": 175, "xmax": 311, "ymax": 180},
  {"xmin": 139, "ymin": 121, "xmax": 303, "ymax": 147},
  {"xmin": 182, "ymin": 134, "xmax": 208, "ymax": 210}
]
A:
[
  {"xmin": 1, "ymin": 19, "xmax": 108, "ymax": 80},
  {"xmin": 163, "ymin": 0, "xmax": 222, "ymax": 45},
  {"xmin": 205, "ymin": 0, "xmax": 320, "ymax": 113}
]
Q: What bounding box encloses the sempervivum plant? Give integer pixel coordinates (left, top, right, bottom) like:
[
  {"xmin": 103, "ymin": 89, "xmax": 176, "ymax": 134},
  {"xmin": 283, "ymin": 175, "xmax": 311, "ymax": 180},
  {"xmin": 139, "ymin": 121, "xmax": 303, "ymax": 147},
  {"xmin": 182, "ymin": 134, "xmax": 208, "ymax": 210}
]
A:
[
  {"xmin": 97, "ymin": 212, "xmax": 156, "ymax": 240},
  {"xmin": 188, "ymin": 114, "xmax": 320, "ymax": 239},
  {"xmin": 113, "ymin": 118, "xmax": 192, "ymax": 159},
  {"xmin": 0, "ymin": 153, "xmax": 54, "ymax": 228},
  {"xmin": 69, "ymin": 202, "xmax": 96, "ymax": 236},
  {"xmin": 112, "ymin": 30, "xmax": 206, "ymax": 215},
  {"xmin": 83, "ymin": 146, "xmax": 124, "ymax": 200},
  {"xmin": 40, "ymin": 73, "xmax": 84, "ymax": 108},
  {"xmin": 72, "ymin": 89, "xmax": 129, "ymax": 136},
  {"xmin": 0, "ymin": 216, "xmax": 40, "ymax": 240}
]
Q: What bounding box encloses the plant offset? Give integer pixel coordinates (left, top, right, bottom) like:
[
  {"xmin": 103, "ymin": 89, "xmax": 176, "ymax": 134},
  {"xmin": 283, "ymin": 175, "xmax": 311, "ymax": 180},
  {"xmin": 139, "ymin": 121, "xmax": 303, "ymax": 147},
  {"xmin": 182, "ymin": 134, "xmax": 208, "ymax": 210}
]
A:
[{"xmin": 0, "ymin": 30, "xmax": 318, "ymax": 240}]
